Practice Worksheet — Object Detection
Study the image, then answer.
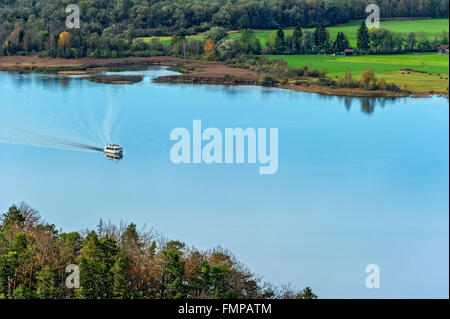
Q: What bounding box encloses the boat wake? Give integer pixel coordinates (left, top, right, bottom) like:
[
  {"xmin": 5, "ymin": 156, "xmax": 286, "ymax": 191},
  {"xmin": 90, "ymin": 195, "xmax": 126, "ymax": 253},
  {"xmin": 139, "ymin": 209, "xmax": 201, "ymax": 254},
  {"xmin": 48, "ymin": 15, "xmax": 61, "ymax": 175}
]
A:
[
  {"xmin": 99, "ymin": 96, "xmax": 120, "ymax": 145},
  {"xmin": 0, "ymin": 124, "xmax": 103, "ymax": 153}
]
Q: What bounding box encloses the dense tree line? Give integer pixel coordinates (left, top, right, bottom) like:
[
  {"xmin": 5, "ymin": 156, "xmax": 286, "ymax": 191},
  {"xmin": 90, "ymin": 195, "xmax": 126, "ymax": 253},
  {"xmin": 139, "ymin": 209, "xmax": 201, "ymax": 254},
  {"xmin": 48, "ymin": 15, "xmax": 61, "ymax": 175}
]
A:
[
  {"xmin": 165, "ymin": 25, "xmax": 448, "ymax": 61},
  {"xmin": 0, "ymin": 203, "xmax": 317, "ymax": 299},
  {"xmin": 263, "ymin": 25, "xmax": 449, "ymax": 54},
  {"xmin": 0, "ymin": 0, "xmax": 448, "ymax": 57},
  {"xmin": 355, "ymin": 21, "xmax": 449, "ymax": 54},
  {"xmin": 1, "ymin": 1, "xmax": 448, "ymax": 32}
]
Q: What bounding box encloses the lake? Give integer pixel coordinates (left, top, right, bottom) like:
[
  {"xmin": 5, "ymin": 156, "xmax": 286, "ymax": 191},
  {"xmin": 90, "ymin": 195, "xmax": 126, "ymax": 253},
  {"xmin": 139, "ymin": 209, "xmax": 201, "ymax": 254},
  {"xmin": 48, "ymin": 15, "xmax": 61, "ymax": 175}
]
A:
[{"xmin": 0, "ymin": 67, "xmax": 448, "ymax": 298}]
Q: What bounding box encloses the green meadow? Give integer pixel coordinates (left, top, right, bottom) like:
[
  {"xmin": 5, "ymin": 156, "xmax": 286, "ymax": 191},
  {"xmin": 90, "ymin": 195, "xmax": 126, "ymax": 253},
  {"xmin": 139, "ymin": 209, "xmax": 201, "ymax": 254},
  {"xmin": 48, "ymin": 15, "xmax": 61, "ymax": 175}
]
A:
[
  {"xmin": 230, "ymin": 18, "xmax": 449, "ymax": 47},
  {"xmin": 307, "ymin": 18, "xmax": 449, "ymax": 46},
  {"xmin": 268, "ymin": 53, "xmax": 449, "ymax": 92},
  {"xmin": 142, "ymin": 18, "xmax": 449, "ymax": 47},
  {"xmin": 141, "ymin": 35, "xmax": 200, "ymax": 46}
]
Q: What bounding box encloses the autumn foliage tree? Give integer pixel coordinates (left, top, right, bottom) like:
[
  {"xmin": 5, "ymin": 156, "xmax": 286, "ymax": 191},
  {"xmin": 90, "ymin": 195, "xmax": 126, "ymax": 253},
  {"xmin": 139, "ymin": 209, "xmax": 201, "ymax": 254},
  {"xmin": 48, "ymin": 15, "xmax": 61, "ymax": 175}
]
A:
[
  {"xmin": 0, "ymin": 203, "xmax": 316, "ymax": 299},
  {"xmin": 204, "ymin": 39, "xmax": 215, "ymax": 57},
  {"xmin": 360, "ymin": 69, "xmax": 376, "ymax": 87},
  {"xmin": 57, "ymin": 31, "xmax": 71, "ymax": 58}
]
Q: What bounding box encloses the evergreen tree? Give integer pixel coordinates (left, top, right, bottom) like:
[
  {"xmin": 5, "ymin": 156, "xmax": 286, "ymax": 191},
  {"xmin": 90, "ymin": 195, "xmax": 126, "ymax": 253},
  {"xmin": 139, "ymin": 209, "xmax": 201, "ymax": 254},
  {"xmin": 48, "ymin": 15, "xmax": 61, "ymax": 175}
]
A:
[
  {"xmin": 314, "ymin": 25, "xmax": 330, "ymax": 53},
  {"xmin": 186, "ymin": 257, "xmax": 211, "ymax": 297},
  {"xmin": 36, "ymin": 266, "xmax": 58, "ymax": 299},
  {"xmin": 274, "ymin": 28, "xmax": 286, "ymax": 53},
  {"xmin": 210, "ymin": 264, "xmax": 235, "ymax": 298},
  {"xmin": 121, "ymin": 223, "xmax": 139, "ymax": 245},
  {"xmin": 302, "ymin": 30, "xmax": 315, "ymax": 54},
  {"xmin": 333, "ymin": 32, "xmax": 350, "ymax": 53},
  {"xmin": 111, "ymin": 253, "xmax": 135, "ymax": 298},
  {"xmin": 148, "ymin": 240, "xmax": 157, "ymax": 259},
  {"xmin": 77, "ymin": 232, "xmax": 118, "ymax": 299},
  {"xmin": 161, "ymin": 241, "xmax": 186, "ymax": 299},
  {"xmin": 405, "ymin": 32, "xmax": 418, "ymax": 51},
  {"xmin": 357, "ymin": 21, "xmax": 370, "ymax": 53},
  {"xmin": 1, "ymin": 205, "xmax": 25, "ymax": 228},
  {"xmin": 292, "ymin": 26, "xmax": 303, "ymax": 53},
  {"xmin": 301, "ymin": 286, "xmax": 318, "ymax": 299}
]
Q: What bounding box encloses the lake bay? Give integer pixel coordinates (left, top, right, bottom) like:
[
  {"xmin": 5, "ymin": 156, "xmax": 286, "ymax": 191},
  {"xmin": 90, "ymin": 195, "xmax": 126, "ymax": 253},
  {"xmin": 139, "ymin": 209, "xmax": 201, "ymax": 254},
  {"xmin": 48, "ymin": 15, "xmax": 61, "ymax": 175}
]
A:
[{"xmin": 0, "ymin": 67, "xmax": 448, "ymax": 298}]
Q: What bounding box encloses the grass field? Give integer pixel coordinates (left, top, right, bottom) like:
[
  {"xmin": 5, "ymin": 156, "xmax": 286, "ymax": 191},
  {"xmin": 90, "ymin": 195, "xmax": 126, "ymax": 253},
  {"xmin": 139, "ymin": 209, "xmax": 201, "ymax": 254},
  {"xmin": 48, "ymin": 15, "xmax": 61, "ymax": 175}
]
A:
[
  {"xmin": 230, "ymin": 18, "xmax": 449, "ymax": 47},
  {"xmin": 141, "ymin": 35, "xmax": 202, "ymax": 46},
  {"xmin": 142, "ymin": 18, "xmax": 449, "ymax": 47},
  {"xmin": 268, "ymin": 53, "xmax": 449, "ymax": 92}
]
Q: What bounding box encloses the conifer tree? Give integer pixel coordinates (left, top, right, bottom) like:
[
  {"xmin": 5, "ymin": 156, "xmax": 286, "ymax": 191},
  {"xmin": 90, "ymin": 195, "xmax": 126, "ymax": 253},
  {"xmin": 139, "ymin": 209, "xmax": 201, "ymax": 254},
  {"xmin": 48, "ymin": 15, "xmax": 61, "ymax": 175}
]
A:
[{"xmin": 357, "ymin": 21, "xmax": 370, "ymax": 53}]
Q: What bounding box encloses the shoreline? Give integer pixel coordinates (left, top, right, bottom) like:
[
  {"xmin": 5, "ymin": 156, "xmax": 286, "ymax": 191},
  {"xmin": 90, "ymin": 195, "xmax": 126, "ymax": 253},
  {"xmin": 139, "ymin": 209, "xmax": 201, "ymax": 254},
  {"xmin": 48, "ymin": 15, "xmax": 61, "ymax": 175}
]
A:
[
  {"xmin": 281, "ymin": 83, "xmax": 411, "ymax": 98},
  {"xmin": 0, "ymin": 56, "xmax": 446, "ymax": 98}
]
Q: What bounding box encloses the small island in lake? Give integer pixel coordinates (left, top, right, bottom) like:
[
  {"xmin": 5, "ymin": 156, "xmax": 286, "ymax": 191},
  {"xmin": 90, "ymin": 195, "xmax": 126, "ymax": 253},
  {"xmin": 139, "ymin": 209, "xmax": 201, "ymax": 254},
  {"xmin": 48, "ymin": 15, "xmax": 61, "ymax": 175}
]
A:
[{"xmin": 83, "ymin": 74, "xmax": 144, "ymax": 84}]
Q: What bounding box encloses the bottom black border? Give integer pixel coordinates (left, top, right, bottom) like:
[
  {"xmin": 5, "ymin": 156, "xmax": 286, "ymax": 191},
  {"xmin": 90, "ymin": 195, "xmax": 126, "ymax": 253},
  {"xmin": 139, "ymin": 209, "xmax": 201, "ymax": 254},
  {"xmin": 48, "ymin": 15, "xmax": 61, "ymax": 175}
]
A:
[{"xmin": 1, "ymin": 299, "xmax": 448, "ymax": 317}]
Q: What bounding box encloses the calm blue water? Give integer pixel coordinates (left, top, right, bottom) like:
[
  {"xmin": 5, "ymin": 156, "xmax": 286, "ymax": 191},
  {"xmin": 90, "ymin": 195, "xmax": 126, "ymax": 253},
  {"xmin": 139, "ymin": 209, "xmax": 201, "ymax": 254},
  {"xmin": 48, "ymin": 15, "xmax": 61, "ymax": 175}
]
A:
[{"xmin": 0, "ymin": 67, "xmax": 448, "ymax": 298}]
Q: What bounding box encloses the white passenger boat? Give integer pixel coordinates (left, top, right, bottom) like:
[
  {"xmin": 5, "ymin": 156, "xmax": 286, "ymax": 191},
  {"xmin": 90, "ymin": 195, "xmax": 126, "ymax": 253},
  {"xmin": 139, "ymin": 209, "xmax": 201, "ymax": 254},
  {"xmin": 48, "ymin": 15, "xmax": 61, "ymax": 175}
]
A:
[{"xmin": 103, "ymin": 144, "xmax": 123, "ymax": 161}]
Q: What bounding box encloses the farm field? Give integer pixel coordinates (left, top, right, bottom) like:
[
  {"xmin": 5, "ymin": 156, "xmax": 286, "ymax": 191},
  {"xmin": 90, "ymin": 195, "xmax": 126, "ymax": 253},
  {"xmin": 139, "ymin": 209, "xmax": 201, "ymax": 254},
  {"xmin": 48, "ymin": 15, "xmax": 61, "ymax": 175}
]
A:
[
  {"xmin": 268, "ymin": 53, "xmax": 449, "ymax": 93},
  {"xmin": 142, "ymin": 18, "xmax": 449, "ymax": 47}
]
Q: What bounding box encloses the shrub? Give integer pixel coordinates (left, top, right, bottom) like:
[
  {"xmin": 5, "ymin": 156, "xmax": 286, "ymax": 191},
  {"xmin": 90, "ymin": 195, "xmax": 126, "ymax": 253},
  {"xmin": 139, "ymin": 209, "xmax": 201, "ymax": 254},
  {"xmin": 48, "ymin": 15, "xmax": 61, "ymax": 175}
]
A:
[
  {"xmin": 294, "ymin": 80, "xmax": 309, "ymax": 85},
  {"xmin": 216, "ymin": 38, "xmax": 240, "ymax": 60},
  {"xmin": 317, "ymin": 77, "xmax": 337, "ymax": 87},
  {"xmin": 261, "ymin": 75, "xmax": 279, "ymax": 86},
  {"xmin": 204, "ymin": 27, "xmax": 228, "ymax": 43},
  {"xmin": 150, "ymin": 38, "xmax": 164, "ymax": 51},
  {"xmin": 385, "ymin": 82, "xmax": 401, "ymax": 92},
  {"xmin": 360, "ymin": 69, "xmax": 376, "ymax": 87},
  {"xmin": 131, "ymin": 39, "xmax": 149, "ymax": 51}
]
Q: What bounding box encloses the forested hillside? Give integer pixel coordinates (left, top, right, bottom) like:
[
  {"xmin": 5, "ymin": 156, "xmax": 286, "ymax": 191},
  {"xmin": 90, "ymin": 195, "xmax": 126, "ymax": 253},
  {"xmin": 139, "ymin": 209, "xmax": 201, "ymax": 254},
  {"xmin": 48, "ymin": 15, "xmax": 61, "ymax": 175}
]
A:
[
  {"xmin": 0, "ymin": 0, "xmax": 448, "ymax": 58},
  {"xmin": 1, "ymin": 0, "xmax": 448, "ymax": 33},
  {"xmin": 0, "ymin": 0, "xmax": 448, "ymax": 49},
  {"xmin": 0, "ymin": 203, "xmax": 317, "ymax": 299}
]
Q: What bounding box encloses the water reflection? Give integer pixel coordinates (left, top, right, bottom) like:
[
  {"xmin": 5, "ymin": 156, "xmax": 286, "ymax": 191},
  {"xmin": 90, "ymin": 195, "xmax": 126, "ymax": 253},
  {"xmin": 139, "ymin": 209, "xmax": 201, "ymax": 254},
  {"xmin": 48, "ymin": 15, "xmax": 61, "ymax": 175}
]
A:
[
  {"xmin": 37, "ymin": 75, "xmax": 72, "ymax": 89},
  {"xmin": 9, "ymin": 72, "xmax": 75, "ymax": 91},
  {"xmin": 6, "ymin": 68, "xmax": 406, "ymax": 116},
  {"xmin": 334, "ymin": 95, "xmax": 400, "ymax": 115},
  {"xmin": 9, "ymin": 71, "xmax": 34, "ymax": 90}
]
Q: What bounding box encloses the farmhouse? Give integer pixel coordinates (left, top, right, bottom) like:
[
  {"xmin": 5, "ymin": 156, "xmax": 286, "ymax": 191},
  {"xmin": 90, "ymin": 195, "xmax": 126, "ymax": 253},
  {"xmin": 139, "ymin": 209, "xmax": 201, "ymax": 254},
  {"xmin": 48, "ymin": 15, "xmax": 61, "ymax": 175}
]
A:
[
  {"xmin": 438, "ymin": 45, "xmax": 449, "ymax": 54},
  {"xmin": 344, "ymin": 49, "xmax": 354, "ymax": 56}
]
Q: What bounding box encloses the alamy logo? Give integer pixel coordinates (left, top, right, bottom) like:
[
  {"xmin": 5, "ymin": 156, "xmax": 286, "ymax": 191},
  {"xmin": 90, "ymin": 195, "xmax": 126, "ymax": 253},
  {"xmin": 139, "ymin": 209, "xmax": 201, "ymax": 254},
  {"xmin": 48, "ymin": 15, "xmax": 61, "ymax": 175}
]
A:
[
  {"xmin": 66, "ymin": 4, "xmax": 80, "ymax": 29},
  {"xmin": 65, "ymin": 264, "xmax": 80, "ymax": 289},
  {"xmin": 365, "ymin": 264, "xmax": 380, "ymax": 288},
  {"xmin": 170, "ymin": 120, "xmax": 278, "ymax": 174},
  {"xmin": 366, "ymin": 4, "xmax": 380, "ymax": 29}
]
